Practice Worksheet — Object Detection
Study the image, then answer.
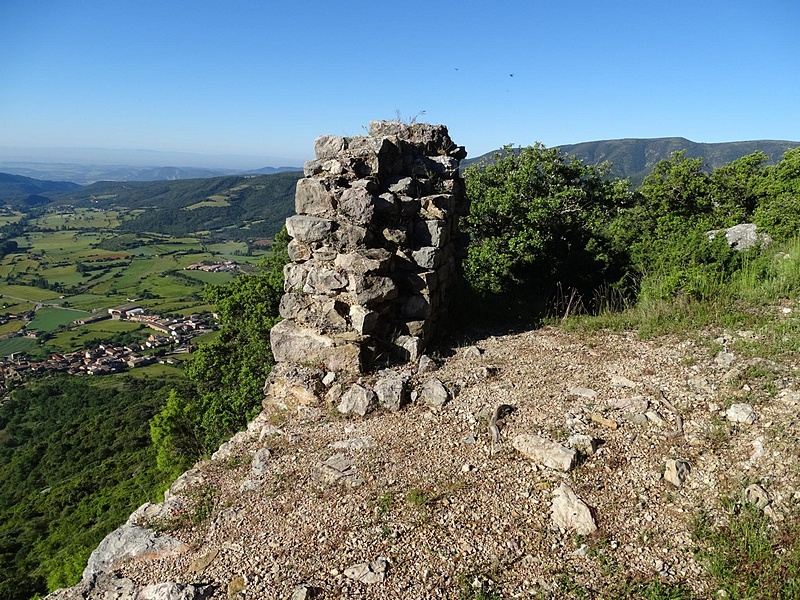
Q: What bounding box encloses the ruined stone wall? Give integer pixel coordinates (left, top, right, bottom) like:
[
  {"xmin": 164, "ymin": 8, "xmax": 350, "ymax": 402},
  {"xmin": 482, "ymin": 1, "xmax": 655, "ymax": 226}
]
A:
[{"xmin": 269, "ymin": 121, "xmax": 468, "ymax": 376}]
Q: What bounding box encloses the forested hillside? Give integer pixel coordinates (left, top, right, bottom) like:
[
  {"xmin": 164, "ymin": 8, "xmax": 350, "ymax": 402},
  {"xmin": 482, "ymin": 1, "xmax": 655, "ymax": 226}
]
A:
[
  {"xmin": 465, "ymin": 138, "xmax": 800, "ymax": 187},
  {"xmin": 51, "ymin": 171, "xmax": 301, "ymax": 239}
]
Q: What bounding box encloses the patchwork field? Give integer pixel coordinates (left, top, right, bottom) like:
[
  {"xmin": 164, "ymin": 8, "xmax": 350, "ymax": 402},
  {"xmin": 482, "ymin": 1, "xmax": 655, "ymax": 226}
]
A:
[
  {"xmin": 26, "ymin": 307, "xmax": 90, "ymax": 332},
  {"xmin": 0, "ymin": 203, "xmax": 276, "ymax": 357}
]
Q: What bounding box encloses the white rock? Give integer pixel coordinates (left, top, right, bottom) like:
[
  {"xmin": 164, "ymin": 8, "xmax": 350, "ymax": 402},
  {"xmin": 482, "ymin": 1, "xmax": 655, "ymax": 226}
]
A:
[
  {"xmin": 344, "ymin": 557, "xmax": 388, "ymax": 584},
  {"xmin": 714, "ymin": 351, "xmax": 736, "ymax": 368},
  {"xmin": 566, "ymin": 433, "xmax": 599, "ymax": 455},
  {"xmin": 337, "ymin": 384, "xmax": 376, "ymax": 416},
  {"xmin": 512, "ymin": 434, "xmax": 577, "ymax": 471},
  {"xmin": 611, "ymin": 375, "xmax": 638, "ymax": 388},
  {"xmin": 744, "ymin": 484, "xmax": 770, "ymax": 509},
  {"xmin": 330, "ymin": 436, "xmax": 376, "ymax": 450},
  {"xmin": 726, "ymin": 403, "xmax": 757, "ymax": 425},
  {"xmin": 551, "ymin": 483, "xmax": 597, "ymax": 535},
  {"xmin": 569, "ymin": 387, "xmax": 599, "ymax": 399},
  {"xmin": 664, "ymin": 459, "xmax": 691, "ymax": 487},
  {"xmin": 421, "ymin": 377, "xmax": 449, "ymax": 410}
]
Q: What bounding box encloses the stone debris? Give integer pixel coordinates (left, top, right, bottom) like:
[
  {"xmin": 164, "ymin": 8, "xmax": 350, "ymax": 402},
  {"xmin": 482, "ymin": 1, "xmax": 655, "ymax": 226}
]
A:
[
  {"xmin": 744, "ymin": 483, "xmax": 771, "ymax": 509},
  {"xmin": 330, "ymin": 436, "xmax": 376, "ymax": 451},
  {"xmin": 726, "ymin": 403, "xmax": 757, "ymax": 424},
  {"xmin": 344, "ymin": 557, "xmax": 389, "ymax": 584},
  {"xmin": 512, "ymin": 434, "xmax": 577, "ymax": 471},
  {"xmin": 551, "ymin": 483, "xmax": 597, "ymax": 535},
  {"xmin": 187, "ymin": 548, "xmax": 219, "ymax": 576},
  {"xmin": 290, "ymin": 585, "xmax": 313, "ymax": 600},
  {"xmin": 567, "ymin": 433, "xmax": 600, "ymax": 455},
  {"xmin": 337, "ymin": 383, "xmax": 376, "ymax": 416},
  {"xmin": 664, "ymin": 459, "xmax": 691, "ymax": 487},
  {"xmin": 714, "ymin": 351, "xmax": 736, "ymax": 368},
  {"xmin": 645, "ymin": 410, "xmax": 668, "ymax": 428},
  {"xmin": 588, "ymin": 412, "xmax": 618, "ymax": 430},
  {"xmin": 569, "ymin": 386, "xmax": 599, "ymax": 399},
  {"xmin": 227, "ymin": 574, "xmax": 246, "ymax": 597},
  {"xmin": 251, "ymin": 448, "xmax": 271, "ymax": 477},
  {"xmin": 421, "ymin": 377, "xmax": 449, "ymax": 410},
  {"xmin": 82, "ymin": 523, "xmax": 187, "ymax": 581},
  {"xmin": 611, "ymin": 374, "xmax": 638, "ymax": 388},
  {"xmin": 374, "ymin": 371, "xmax": 406, "ymax": 412},
  {"xmin": 138, "ymin": 582, "xmax": 211, "ymax": 600},
  {"xmin": 463, "ymin": 345, "xmax": 483, "ymax": 360},
  {"xmin": 312, "ymin": 454, "xmax": 364, "ymax": 487},
  {"xmin": 611, "ymin": 396, "xmax": 649, "ymax": 412}
]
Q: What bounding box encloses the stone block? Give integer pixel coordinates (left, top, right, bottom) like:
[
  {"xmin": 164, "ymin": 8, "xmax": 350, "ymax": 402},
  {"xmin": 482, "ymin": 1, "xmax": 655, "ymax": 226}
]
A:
[
  {"xmin": 351, "ymin": 275, "xmax": 398, "ymax": 306},
  {"xmin": 287, "ymin": 239, "xmax": 312, "ymax": 262},
  {"xmin": 295, "ymin": 177, "xmax": 335, "ymax": 215},
  {"xmin": 339, "ymin": 186, "xmax": 376, "ymax": 225},
  {"xmin": 315, "ymin": 135, "xmax": 348, "ymax": 159},
  {"xmin": 349, "ymin": 304, "xmax": 379, "ymax": 334},
  {"xmin": 414, "ymin": 219, "xmax": 448, "ymax": 248},
  {"xmin": 270, "ymin": 319, "xmax": 333, "ymax": 364},
  {"xmin": 303, "ymin": 267, "xmax": 348, "ymax": 295},
  {"xmin": 334, "ymin": 248, "xmax": 392, "ymax": 275},
  {"xmin": 420, "ymin": 194, "xmax": 455, "ymax": 220},
  {"xmin": 411, "ymin": 246, "xmax": 441, "ymax": 270},
  {"xmin": 283, "ymin": 263, "xmax": 309, "ymax": 293},
  {"xmin": 286, "ymin": 215, "xmax": 333, "ymax": 243},
  {"xmin": 402, "ymin": 293, "xmax": 431, "ymax": 319}
]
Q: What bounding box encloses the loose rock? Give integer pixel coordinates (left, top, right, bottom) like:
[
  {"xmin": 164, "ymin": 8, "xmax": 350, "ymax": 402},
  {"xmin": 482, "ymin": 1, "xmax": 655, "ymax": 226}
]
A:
[{"xmin": 551, "ymin": 483, "xmax": 597, "ymax": 535}]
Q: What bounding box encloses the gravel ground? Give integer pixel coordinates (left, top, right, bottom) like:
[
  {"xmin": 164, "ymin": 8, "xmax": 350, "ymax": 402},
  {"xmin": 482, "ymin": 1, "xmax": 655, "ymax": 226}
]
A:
[{"xmin": 67, "ymin": 325, "xmax": 800, "ymax": 599}]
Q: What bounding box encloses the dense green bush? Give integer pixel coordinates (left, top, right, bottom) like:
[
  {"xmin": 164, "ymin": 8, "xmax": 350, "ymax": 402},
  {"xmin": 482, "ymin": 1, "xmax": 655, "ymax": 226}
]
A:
[
  {"xmin": 150, "ymin": 232, "xmax": 287, "ymax": 466},
  {"xmin": 461, "ymin": 144, "xmax": 630, "ymax": 316},
  {"xmin": 461, "ymin": 145, "xmax": 800, "ymax": 322}
]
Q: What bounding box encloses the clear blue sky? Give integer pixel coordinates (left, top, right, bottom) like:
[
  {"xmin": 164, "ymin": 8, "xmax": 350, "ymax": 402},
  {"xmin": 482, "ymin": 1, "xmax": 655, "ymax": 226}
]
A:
[{"xmin": 1, "ymin": 0, "xmax": 798, "ymax": 167}]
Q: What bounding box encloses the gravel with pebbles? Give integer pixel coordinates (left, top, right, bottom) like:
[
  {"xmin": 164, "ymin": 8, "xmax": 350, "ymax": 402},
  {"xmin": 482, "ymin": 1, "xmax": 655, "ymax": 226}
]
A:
[{"xmin": 64, "ymin": 326, "xmax": 800, "ymax": 599}]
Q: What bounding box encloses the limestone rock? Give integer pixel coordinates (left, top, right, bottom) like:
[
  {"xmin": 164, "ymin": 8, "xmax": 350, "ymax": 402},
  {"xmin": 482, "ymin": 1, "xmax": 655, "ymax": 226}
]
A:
[
  {"xmin": 569, "ymin": 386, "xmax": 599, "ymax": 399},
  {"xmin": 421, "ymin": 377, "xmax": 449, "ymax": 410},
  {"xmin": 251, "ymin": 448, "xmax": 271, "ymax": 477},
  {"xmin": 82, "ymin": 523, "xmax": 187, "ymax": 581},
  {"xmin": 551, "ymin": 483, "xmax": 597, "ymax": 535},
  {"xmin": 295, "ymin": 177, "xmax": 334, "ymax": 216},
  {"xmin": 375, "ymin": 372, "xmax": 406, "ymax": 412},
  {"xmin": 707, "ymin": 223, "xmax": 772, "ymax": 251},
  {"xmin": 726, "ymin": 403, "xmax": 757, "ymax": 424},
  {"xmin": 567, "ymin": 433, "xmax": 599, "ymax": 455},
  {"xmin": 344, "ymin": 557, "xmax": 389, "ymax": 584},
  {"xmin": 337, "ymin": 384, "xmax": 376, "ymax": 416},
  {"xmin": 139, "ymin": 582, "xmax": 211, "ymax": 600},
  {"xmin": 744, "ymin": 483, "xmax": 771, "ymax": 509},
  {"xmin": 285, "ymin": 215, "xmax": 333, "ymax": 243},
  {"xmin": 312, "ymin": 454, "xmax": 363, "ymax": 487},
  {"xmin": 664, "ymin": 459, "xmax": 691, "ymax": 487},
  {"xmin": 512, "ymin": 434, "xmax": 577, "ymax": 471}
]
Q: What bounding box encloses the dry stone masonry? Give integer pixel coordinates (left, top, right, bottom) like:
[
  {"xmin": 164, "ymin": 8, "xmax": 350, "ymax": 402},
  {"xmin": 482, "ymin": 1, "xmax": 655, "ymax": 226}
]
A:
[{"xmin": 270, "ymin": 121, "xmax": 468, "ymax": 385}]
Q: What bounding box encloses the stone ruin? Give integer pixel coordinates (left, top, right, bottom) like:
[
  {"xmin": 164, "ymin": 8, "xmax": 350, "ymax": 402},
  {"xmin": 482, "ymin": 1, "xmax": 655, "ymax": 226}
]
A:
[{"xmin": 266, "ymin": 121, "xmax": 468, "ymax": 411}]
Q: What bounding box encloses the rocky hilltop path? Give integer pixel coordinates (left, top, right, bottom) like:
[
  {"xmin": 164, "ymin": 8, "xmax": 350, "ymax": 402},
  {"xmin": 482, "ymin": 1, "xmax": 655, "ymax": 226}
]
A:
[{"xmin": 51, "ymin": 325, "xmax": 800, "ymax": 599}]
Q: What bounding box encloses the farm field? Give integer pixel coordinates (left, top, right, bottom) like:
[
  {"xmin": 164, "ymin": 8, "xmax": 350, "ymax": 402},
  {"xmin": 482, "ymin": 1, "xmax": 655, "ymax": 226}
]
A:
[
  {"xmin": 0, "ymin": 336, "xmax": 36, "ymax": 356},
  {"xmin": 0, "ymin": 201, "xmax": 279, "ymax": 359},
  {"xmin": 0, "ymin": 320, "xmax": 25, "ymax": 336},
  {"xmin": 26, "ymin": 307, "xmax": 90, "ymax": 332},
  {"xmin": 0, "ymin": 284, "xmax": 61, "ymax": 301}
]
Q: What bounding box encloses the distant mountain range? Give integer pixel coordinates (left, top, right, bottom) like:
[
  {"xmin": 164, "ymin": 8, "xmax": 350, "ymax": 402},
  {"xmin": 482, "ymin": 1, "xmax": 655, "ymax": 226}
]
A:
[
  {"xmin": 0, "ymin": 172, "xmax": 82, "ymax": 206},
  {"xmin": 2, "ymin": 137, "xmax": 800, "ymax": 209},
  {"xmin": 465, "ymin": 137, "xmax": 800, "ymax": 186},
  {"xmin": 0, "ymin": 161, "xmax": 302, "ymax": 185}
]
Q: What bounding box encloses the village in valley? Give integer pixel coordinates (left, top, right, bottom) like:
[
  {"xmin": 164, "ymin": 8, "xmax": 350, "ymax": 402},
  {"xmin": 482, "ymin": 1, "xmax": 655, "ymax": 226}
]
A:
[{"xmin": 0, "ymin": 302, "xmax": 215, "ymax": 388}]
